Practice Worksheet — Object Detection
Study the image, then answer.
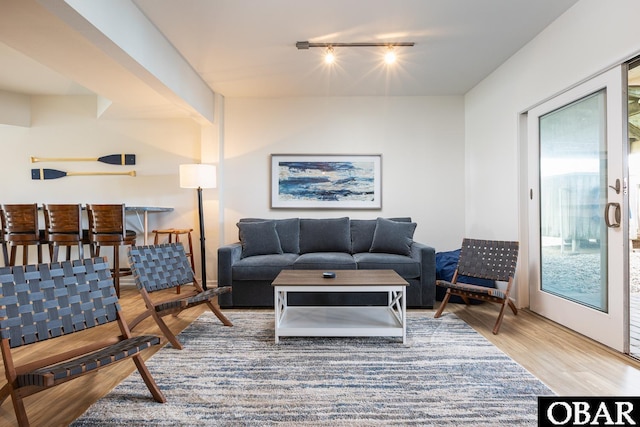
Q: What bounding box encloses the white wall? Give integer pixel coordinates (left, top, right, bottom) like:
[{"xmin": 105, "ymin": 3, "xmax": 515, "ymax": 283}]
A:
[
  {"xmin": 465, "ymin": 0, "xmax": 640, "ymax": 302},
  {"xmin": 221, "ymin": 96, "xmax": 465, "ymax": 252},
  {"xmin": 0, "ymin": 95, "xmax": 204, "ymax": 272}
]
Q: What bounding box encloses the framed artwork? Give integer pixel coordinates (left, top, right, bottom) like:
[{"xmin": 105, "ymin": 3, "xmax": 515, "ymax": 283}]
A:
[{"xmin": 271, "ymin": 154, "xmax": 382, "ymax": 209}]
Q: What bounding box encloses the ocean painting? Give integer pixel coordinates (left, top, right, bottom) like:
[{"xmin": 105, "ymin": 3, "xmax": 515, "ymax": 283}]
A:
[{"xmin": 271, "ymin": 155, "xmax": 381, "ymax": 209}]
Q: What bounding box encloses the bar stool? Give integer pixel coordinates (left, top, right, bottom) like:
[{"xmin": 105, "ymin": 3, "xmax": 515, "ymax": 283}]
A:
[
  {"xmin": 43, "ymin": 203, "xmax": 91, "ymax": 262},
  {"xmin": 152, "ymin": 228, "xmax": 195, "ymax": 270},
  {"xmin": 0, "ymin": 203, "xmax": 43, "ymax": 266},
  {"xmin": 86, "ymin": 204, "xmax": 136, "ymax": 296}
]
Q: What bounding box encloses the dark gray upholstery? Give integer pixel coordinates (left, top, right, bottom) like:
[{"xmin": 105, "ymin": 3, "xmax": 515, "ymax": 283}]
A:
[
  {"xmin": 370, "ymin": 217, "xmax": 417, "ymax": 256},
  {"xmin": 350, "ymin": 217, "xmax": 411, "ymax": 254},
  {"xmin": 238, "ymin": 218, "xmax": 300, "ymax": 254},
  {"xmin": 299, "ymin": 217, "xmax": 351, "ymax": 253},
  {"xmin": 237, "ymin": 220, "xmax": 283, "ymax": 258},
  {"xmin": 293, "ymin": 252, "xmax": 357, "ymax": 270},
  {"xmin": 218, "ymin": 217, "xmax": 437, "ymax": 308},
  {"xmin": 232, "ymin": 253, "xmax": 298, "ymax": 281},
  {"xmin": 353, "ymin": 252, "xmax": 421, "ymax": 278},
  {"xmin": 350, "ymin": 219, "xmax": 378, "ymax": 254}
]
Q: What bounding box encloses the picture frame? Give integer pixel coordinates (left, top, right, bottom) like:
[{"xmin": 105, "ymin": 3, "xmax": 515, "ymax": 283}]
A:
[{"xmin": 271, "ymin": 154, "xmax": 382, "ymax": 209}]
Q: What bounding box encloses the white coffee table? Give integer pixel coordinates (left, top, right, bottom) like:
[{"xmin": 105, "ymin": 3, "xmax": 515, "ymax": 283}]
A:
[{"xmin": 272, "ymin": 269, "xmax": 409, "ymax": 344}]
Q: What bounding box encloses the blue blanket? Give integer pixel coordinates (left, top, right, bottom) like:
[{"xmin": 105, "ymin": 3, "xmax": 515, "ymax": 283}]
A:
[{"xmin": 435, "ymin": 249, "xmax": 495, "ymax": 303}]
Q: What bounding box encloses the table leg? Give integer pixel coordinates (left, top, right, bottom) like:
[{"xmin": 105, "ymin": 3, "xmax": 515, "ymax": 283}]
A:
[
  {"xmin": 402, "ymin": 288, "xmax": 406, "ymax": 344},
  {"xmin": 274, "ymin": 287, "xmax": 281, "ymax": 343}
]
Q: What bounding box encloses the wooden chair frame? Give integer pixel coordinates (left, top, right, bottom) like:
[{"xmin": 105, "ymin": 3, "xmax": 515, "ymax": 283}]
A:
[
  {"xmin": 1, "ymin": 204, "xmax": 43, "ymax": 266},
  {"xmin": 0, "ymin": 257, "xmax": 166, "ymax": 426},
  {"xmin": 86, "ymin": 204, "xmax": 136, "ymax": 297},
  {"xmin": 43, "ymin": 203, "xmax": 90, "ymax": 262},
  {"xmin": 128, "ymin": 243, "xmax": 233, "ymax": 350},
  {"xmin": 434, "ymin": 238, "xmax": 519, "ymax": 334}
]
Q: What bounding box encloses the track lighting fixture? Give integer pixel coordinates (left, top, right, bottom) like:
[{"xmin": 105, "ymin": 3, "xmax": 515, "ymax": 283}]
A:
[{"xmin": 296, "ymin": 41, "xmax": 414, "ymax": 65}]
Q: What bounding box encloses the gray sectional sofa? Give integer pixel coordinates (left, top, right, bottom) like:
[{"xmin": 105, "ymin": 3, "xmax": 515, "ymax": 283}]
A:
[{"xmin": 217, "ymin": 217, "xmax": 436, "ymax": 308}]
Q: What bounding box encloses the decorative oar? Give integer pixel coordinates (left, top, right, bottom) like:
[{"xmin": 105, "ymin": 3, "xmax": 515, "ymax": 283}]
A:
[
  {"xmin": 30, "ymin": 154, "xmax": 136, "ymax": 165},
  {"xmin": 31, "ymin": 168, "xmax": 136, "ymax": 180}
]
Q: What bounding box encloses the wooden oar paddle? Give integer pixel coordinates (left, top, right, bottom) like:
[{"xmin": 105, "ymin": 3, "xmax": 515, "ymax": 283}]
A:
[
  {"xmin": 31, "ymin": 168, "xmax": 136, "ymax": 180},
  {"xmin": 30, "ymin": 154, "xmax": 136, "ymax": 165}
]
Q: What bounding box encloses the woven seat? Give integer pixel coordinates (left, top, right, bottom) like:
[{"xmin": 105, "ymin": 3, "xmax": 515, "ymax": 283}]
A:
[
  {"xmin": 0, "ymin": 257, "xmax": 165, "ymax": 426},
  {"xmin": 152, "ymin": 228, "xmax": 195, "ymax": 270},
  {"xmin": 128, "ymin": 243, "xmax": 232, "ymax": 349},
  {"xmin": 17, "ymin": 334, "xmax": 160, "ymax": 388},
  {"xmin": 434, "ymin": 238, "xmax": 519, "ymax": 334}
]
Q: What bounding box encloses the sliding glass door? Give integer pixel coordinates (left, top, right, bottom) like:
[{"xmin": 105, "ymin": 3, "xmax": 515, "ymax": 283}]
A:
[{"xmin": 528, "ymin": 66, "xmax": 626, "ymax": 352}]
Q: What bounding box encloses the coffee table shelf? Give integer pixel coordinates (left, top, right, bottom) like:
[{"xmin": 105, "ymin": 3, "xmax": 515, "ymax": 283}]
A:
[
  {"xmin": 272, "ymin": 270, "xmax": 408, "ymax": 344},
  {"xmin": 276, "ymin": 306, "xmax": 404, "ymax": 339}
]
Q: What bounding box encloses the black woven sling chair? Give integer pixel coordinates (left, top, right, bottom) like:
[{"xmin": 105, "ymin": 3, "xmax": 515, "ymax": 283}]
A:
[
  {"xmin": 0, "ymin": 257, "xmax": 166, "ymax": 427},
  {"xmin": 128, "ymin": 243, "xmax": 232, "ymax": 350},
  {"xmin": 434, "ymin": 238, "xmax": 519, "ymax": 334}
]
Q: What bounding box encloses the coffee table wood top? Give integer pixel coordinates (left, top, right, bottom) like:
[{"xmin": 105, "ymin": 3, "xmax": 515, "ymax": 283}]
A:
[{"xmin": 272, "ymin": 269, "xmax": 408, "ymax": 287}]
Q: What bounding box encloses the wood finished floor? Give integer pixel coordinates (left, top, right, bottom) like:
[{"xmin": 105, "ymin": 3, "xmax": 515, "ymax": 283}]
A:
[{"xmin": 1, "ymin": 286, "xmax": 639, "ymax": 427}]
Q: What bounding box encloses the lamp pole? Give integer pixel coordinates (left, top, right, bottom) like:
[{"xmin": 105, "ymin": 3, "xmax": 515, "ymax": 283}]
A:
[
  {"xmin": 180, "ymin": 163, "xmax": 216, "ymax": 291},
  {"xmin": 196, "ymin": 186, "xmax": 207, "ymax": 290}
]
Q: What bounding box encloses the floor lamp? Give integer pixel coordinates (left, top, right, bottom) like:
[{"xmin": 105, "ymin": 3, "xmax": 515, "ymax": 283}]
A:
[{"xmin": 180, "ymin": 163, "xmax": 217, "ymax": 290}]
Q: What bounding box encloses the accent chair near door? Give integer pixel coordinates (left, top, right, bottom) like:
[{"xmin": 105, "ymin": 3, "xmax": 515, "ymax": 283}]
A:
[{"xmin": 434, "ymin": 238, "xmax": 519, "ymax": 334}]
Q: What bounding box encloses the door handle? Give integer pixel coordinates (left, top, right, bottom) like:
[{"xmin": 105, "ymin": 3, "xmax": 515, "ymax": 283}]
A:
[{"xmin": 604, "ymin": 202, "xmax": 621, "ymax": 228}]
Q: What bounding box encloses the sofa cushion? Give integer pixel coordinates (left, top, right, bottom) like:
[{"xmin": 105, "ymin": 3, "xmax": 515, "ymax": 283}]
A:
[
  {"xmin": 293, "ymin": 252, "xmax": 357, "ymax": 270},
  {"xmin": 274, "ymin": 218, "xmax": 300, "ymax": 253},
  {"xmin": 237, "ymin": 221, "xmax": 283, "ymax": 258},
  {"xmin": 354, "ymin": 252, "xmax": 421, "ymax": 279},
  {"xmin": 299, "ymin": 217, "xmax": 351, "ymax": 253},
  {"xmin": 350, "ymin": 219, "xmax": 377, "ymax": 254},
  {"xmin": 239, "ymin": 218, "xmax": 300, "ymax": 253},
  {"xmin": 232, "ymin": 253, "xmax": 298, "ymax": 281},
  {"xmin": 370, "ymin": 217, "xmax": 417, "ymax": 256},
  {"xmin": 350, "ymin": 217, "xmax": 412, "ymax": 254}
]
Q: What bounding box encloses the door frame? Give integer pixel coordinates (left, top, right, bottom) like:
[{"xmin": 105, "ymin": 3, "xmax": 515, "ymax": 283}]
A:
[{"xmin": 518, "ymin": 65, "xmax": 629, "ymax": 353}]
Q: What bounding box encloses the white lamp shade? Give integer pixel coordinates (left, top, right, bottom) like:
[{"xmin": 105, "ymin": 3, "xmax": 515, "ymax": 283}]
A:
[{"xmin": 179, "ymin": 164, "xmax": 217, "ymax": 189}]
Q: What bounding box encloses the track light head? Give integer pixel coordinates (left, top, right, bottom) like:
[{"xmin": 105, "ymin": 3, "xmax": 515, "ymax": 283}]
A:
[
  {"xmin": 384, "ymin": 46, "xmax": 396, "ymax": 64},
  {"xmin": 324, "ymin": 46, "xmax": 335, "ymax": 64}
]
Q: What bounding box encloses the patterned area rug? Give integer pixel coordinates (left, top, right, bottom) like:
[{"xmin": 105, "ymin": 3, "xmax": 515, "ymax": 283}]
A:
[{"xmin": 72, "ymin": 311, "xmax": 553, "ymax": 426}]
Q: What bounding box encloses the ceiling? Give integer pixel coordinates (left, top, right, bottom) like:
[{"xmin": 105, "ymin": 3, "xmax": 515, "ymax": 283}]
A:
[{"xmin": 0, "ymin": 0, "xmax": 579, "ymax": 119}]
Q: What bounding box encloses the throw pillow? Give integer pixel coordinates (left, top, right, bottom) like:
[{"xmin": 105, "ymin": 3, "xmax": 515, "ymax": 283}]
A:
[
  {"xmin": 237, "ymin": 221, "xmax": 283, "ymax": 258},
  {"xmin": 299, "ymin": 217, "xmax": 351, "ymax": 253},
  {"xmin": 370, "ymin": 217, "xmax": 417, "ymax": 256},
  {"xmin": 238, "ymin": 218, "xmax": 300, "ymax": 253},
  {"xmin": 350, "ymin": 217, "xmax": 412, "ymax": 253},
  {"xmin": 350, "ymin": 219, "xmax": 377, "ymax": 253},
  {"xmin": 272, "ymin": 218, "xmax": 300, "ymax": 254}
]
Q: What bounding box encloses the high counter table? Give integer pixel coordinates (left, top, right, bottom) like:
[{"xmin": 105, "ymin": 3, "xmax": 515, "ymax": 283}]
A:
[{"xmin": 125, "ymin": 206, "xmax": 174, "ymax": 245}]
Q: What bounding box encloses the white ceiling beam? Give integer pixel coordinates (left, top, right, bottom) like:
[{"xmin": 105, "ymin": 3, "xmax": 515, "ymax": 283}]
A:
[{"xmin": 37, "ymin": 0, "xmax": 215, "ymax": 124}]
